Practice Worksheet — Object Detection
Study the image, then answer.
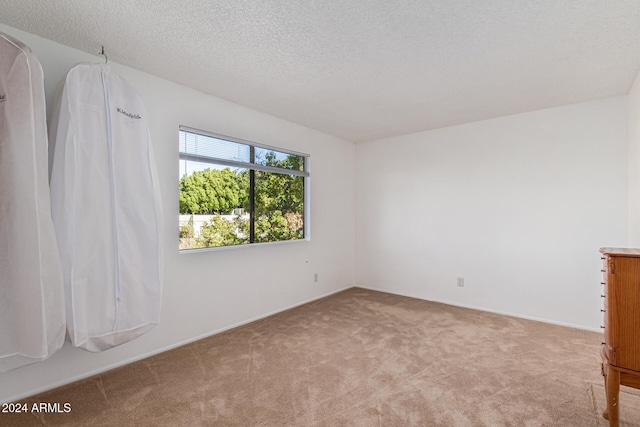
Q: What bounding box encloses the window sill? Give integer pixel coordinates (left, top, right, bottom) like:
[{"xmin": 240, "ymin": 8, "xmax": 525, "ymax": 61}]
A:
[{"xmin": 178, "ymin": 237, "xmax": 309, "ymax": 254}]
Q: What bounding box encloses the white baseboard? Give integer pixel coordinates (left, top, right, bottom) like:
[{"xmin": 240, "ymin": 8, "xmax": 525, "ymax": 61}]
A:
[{"xmin": 354, "ymin": 285, "xmax": 602, "ymax": 333}]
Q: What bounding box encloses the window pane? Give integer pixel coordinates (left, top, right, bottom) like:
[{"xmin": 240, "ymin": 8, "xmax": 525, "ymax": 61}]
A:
[
  {"xmin": 180, "ymin": 130, "xmax": 251, "ymax": 163},
  {"xmin": 254, "ymin": 147, "xmax": 305, "ymax": 172},
  {"xmin": 179, "ymin": 167, "xmax": 250, "ymax": 250},
  {"xmin": 254, "ymin": 170, "xmax": 304, "ymax": 243},
  {"xmin": 180, "ymin": 159, "xmax": 221, "ymax": 178}
]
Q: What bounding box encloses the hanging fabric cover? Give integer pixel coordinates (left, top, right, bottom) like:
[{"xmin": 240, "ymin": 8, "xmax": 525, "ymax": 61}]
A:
[
  {"xmin": 49, "ymin": 63, "xmax": 162, "ymax": 352},
  {"xmin": 0, "ymin": 32, "xmax": 66, "ymax": 371}
]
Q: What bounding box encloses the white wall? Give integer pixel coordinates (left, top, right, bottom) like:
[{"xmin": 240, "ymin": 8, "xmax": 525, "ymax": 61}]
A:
[
  {"xmin": 0, "ymin": 25, "xmax": 356, "ymax": 403},
  {"xmin": 628, "ymin": 71, "xmax": 640, "ymax": 246},
  {"xmin": 355, "ymin": 97, "xmax": 628, "ymax": 330}
]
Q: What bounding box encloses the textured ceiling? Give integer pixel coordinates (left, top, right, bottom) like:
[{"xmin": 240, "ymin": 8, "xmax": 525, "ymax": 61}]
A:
[{"xmin": 2, "ymin": 1, "xmax": 640, "ymax": 142}]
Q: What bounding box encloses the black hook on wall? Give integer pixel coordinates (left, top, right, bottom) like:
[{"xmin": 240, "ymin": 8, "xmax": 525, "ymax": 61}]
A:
[{"xmin": 98, "ymin": 46, "xmax": 108, "ymax": 64}]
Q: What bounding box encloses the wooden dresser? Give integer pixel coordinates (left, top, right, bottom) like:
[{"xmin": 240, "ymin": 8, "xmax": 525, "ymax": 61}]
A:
[{"xmin": 599, "ymin": 247, "xmax": 640, "ymax": 426}]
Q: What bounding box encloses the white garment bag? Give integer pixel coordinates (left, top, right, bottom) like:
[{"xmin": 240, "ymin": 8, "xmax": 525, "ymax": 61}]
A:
[
  {"xmin": 0, "ymin": 32, "xmax": 66, "ymax": 371},
  {"xmin": 49, "ymin": 63, "xmax": 162, "ymax": 352}
]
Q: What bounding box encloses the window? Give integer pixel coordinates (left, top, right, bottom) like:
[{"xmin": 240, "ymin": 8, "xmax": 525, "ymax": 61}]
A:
[{"xmin": 178, "ymin": 126, "xmax": 308, "ymax": 251}]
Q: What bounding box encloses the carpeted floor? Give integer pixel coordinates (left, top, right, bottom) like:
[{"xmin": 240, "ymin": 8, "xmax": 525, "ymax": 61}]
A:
[{"xmin": 2, "ymin": 287, "xmax": 639, "ymax": 426}]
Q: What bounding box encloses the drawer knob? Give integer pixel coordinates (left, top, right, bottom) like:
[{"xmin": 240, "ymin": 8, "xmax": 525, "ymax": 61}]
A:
[
  {"xmin": 601, "ymin": 295, "xmax": 606, "ymax": 298},
  {"xmin": 601, "ymin": 326, "xmax": 605, "ymax": 329},
  {"xmin": 601, "ymin": 282, "xmax": 605, "ymax": 285},
  {"xmin": 601, "ymin": 269, "xmax": 606, "ymax": 272},
  {"xmin": 601, "ymin": 309, "xmax": 606, "ymax": 312}
]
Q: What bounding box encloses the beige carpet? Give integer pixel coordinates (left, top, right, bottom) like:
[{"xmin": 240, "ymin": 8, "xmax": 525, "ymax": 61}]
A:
[{"xmin": 2, "ymin": 287, "xmax": 639, "ymax": 426}]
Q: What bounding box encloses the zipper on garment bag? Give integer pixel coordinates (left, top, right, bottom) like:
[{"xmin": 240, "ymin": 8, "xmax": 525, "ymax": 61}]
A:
[
  {"xmin": 101, "ymin": 67, "xmax": 122, "ymax": 334},
  {"xmin": 27, "ymin": 52, "xmax": 50, "ymax": 355}
]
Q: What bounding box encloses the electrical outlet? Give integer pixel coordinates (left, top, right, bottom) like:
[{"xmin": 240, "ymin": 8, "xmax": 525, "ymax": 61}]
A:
[
  {"xmin": 314, "ymin": 273, "xmax": 318, "ymax": 283},
  {"xmin": 457, "ymin": 277, "xmax": 464, "ymax": 287}
]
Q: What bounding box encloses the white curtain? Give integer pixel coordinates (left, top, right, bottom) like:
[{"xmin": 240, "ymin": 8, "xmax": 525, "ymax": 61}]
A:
[
  {"xmin": 49, "ymin": 63, "xmax": 163, "ymax": 352},
  {"xmin": 0, "ymin": 32, "xmax": 66, "ymax": 372}
]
